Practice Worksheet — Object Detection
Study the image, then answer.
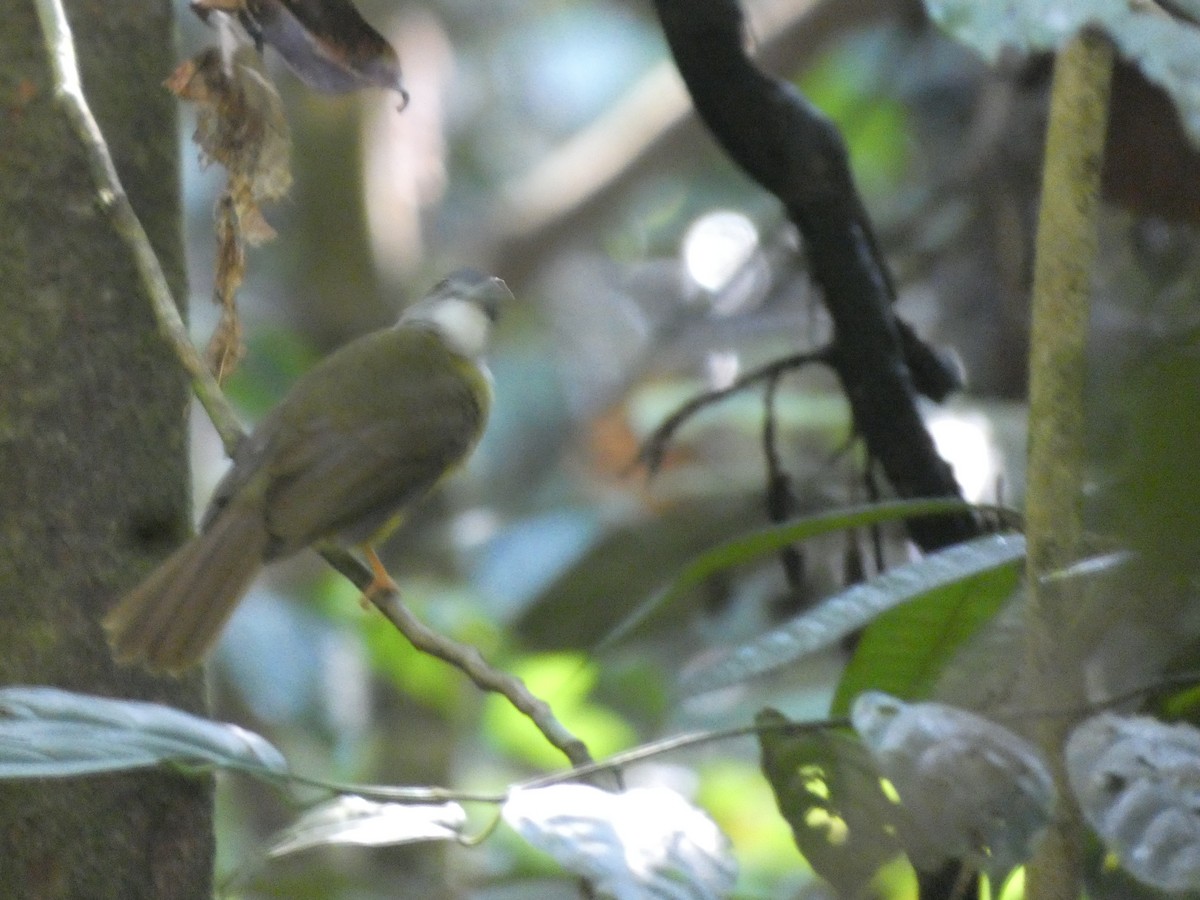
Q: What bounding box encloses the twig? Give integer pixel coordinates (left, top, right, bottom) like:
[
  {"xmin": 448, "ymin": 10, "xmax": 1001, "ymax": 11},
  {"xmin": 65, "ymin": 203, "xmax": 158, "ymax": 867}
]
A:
[
  {"xmin": 637, "ymin": 348, "xmax": 830, "ymax": 474},
  {"xmin": 761, "ymin": 367, "xmax": 805, "ymax": 591},
  {"xmin": 864, "ymin": 460, "xmax": 886, "ymax": 574},
  {"xmin": 318, "ymin": 546, "xmax": 594, "ymax": 768},
  {"xmin": 256, "ymin": 712, "xmax": 858, "ymax": 803},
  {"xmin": 36, "ymin": 0, "xmax": 590, "ymax": 769},
  {"xmin": 520, "ymin": 714, "xmax": 850, "ymax": 791},
  {"xmin": 34, "ymin": 0, "xmax": 245, "ymax": 452}
]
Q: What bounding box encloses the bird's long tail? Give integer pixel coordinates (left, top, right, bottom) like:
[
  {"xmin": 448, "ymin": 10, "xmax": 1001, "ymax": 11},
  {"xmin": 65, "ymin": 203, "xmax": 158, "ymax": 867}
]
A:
[{"xmin": 103, "ymin": 501, "xmax": 270, "ymax": 674}]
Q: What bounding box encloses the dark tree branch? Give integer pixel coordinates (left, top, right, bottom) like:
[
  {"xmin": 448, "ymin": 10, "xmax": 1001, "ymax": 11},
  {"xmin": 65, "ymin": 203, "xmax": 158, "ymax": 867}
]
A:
[
  {"xmin": 762, "ymin": 368, "xmax": 805, "ymax": 592},
  {"xmin": 653, "ymin": 0, "xmax": 981, "ymax": 552}
]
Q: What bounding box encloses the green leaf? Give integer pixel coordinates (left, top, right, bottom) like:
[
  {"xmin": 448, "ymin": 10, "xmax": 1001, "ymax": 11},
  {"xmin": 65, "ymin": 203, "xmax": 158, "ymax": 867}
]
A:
[
  {"xmin": 266, "ymin": 796, "xmax": 466, "ymax": 857},
  {"xmin": 756, "ymin": 709, "xmax": 903, "ymax": 895},
  {"xmin": 0, "ymin": 686, "xmax": 287, "ymax": 779},
  {"xmin": 852, "ymin": 692, "xmax": 1055, "ymax": 881},
  {"xmin": 1113, "ymin": 16, "xmax": 1200, "ymax": 146},
  {"xmin": 923, "ymin": 0, "xmax": 1123, "ymax": 60},
  {"xmin": 600, "ymin": 497, "xmax": 986, "ymax": 651},
  {"xmin": 830, "ymin": 536, "xmax": 1023, "ymax": 715},
  {"xmin": 502, "ymin": 783, "xmax": 737, "ymax": 899},
  {"xmin": 679, "ymin": 532, "xmax": 1024, "ymax": 697},
  {"xmin": 924, "ymin": 0, "xmax": 1200, "ymax": 147}
]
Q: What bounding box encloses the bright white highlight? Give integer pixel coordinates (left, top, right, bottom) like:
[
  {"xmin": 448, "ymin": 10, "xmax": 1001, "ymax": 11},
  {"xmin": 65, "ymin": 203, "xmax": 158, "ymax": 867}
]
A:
[
  {"xmin": 705, "ymin": 350, "xmax": 741, "ymax": 391},
  {"xmin": 926, "ymin": 408, "xmax": 1002, "ymax": 503},
  {"xmin": 683, "ymin": 210, "xmax": 760, "ymax": 295}
]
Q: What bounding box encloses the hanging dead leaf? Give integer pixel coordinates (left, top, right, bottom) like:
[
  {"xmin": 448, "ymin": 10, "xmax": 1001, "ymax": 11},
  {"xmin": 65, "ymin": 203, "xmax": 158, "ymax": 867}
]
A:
[
  {"xmin": 167, "ymin": 46, "xmax": 289, "ymax": 378},
  {"xmin": 193, "ymin": 0, "xmax": 407, "ymax": 102},
  {"xmin": 206, "ymin": 196, "xmax": 247, "ymax": 382},
  {"xmin": 166, "ymin": 45, "xmax": 293, "ymax": 218}
]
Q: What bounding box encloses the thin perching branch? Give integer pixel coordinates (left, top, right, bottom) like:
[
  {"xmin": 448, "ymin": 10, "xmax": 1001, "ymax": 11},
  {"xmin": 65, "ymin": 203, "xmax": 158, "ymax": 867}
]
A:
[
  {"xmin": 34, "ymin": 0, "xmax": 592, "ymax": 769},
  {"xmin": 319, "ymin": 546, "xmax": 594, "ymax": 768}
]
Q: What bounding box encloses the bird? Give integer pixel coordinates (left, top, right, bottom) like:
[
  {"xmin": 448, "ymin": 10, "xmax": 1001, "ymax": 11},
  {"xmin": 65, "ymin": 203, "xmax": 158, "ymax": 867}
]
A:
[{"xmin": 105, "ymin": 269, "xmax": 510, "ymax": 674}]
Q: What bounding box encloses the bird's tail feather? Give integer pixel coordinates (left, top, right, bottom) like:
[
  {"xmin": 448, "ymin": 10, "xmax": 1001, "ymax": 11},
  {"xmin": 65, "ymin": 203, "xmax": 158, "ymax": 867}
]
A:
[{"xmin": 104, "ymin": 502, "xmax": 269, "ymax": 674}]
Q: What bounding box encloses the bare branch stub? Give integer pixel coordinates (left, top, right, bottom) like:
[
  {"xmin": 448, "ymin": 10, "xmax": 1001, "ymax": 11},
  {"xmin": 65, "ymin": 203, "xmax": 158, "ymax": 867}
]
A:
[{"xmin": 653, "ymin": 0, "xmax": 981, "ymax": 552}]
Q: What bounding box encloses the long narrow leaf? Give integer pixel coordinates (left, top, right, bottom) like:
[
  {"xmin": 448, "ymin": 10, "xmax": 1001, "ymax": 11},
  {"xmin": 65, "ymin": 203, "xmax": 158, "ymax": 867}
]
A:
[
  {"xmin": 599, "ymin": 498, "xmax": 987, "ymax": 651},
  {"xmin": 0, "ymin": 686, "xmax": 286, "ymax": 778},
  {"xmin": 682, "ymin": 533, "xmax": 1025, "ymax": 696},
  {"xmin": 829, "ymin": 540, "xmax": 1023, "ymax": 715}
]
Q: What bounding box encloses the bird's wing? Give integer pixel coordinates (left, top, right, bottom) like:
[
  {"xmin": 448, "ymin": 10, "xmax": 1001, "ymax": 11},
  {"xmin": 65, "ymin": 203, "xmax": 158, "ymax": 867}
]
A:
[{"xmin": 260, "ymin": 345, "xmax": 487, "ymax": 553}]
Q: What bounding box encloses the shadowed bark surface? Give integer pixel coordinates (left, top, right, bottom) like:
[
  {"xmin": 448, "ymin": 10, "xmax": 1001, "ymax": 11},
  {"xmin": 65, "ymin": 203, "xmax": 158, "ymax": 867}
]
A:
[{"xmin": 0, "ymin": 1, "xmax": 213, "ymax": 895}]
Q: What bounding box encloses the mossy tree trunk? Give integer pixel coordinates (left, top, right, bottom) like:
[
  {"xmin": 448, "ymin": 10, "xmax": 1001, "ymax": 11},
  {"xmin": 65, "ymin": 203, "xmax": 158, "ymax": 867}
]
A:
[{"xmin": 0, "ymin": 0, "xmax": 213, "ymax": 896}]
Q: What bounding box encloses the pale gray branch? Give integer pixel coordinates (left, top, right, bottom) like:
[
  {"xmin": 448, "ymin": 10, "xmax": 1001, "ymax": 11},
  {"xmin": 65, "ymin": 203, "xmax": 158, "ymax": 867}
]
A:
[{"xmin": 33, "ymin": 0, "xmax": 245, "ymax": 452}]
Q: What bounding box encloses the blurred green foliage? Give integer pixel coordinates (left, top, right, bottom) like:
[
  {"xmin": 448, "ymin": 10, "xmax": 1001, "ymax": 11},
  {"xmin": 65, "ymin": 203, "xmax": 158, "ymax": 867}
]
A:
[{"xmin": 799, "ymin": 35, "xmax": 915, "ymax": 197}]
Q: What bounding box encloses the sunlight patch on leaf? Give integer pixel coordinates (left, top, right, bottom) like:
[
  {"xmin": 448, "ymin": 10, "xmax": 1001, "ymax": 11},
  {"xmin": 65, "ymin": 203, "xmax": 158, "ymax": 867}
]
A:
[
  {"xmin": 502, "ymin": 784, "xmax": 737, "ymax": 899},
  {"xmin": 0, "ymin": 686, "xmax": 286, "ymax": 779},
  {"xmin": 266, "ymin": 795, "xmax": 467, "ymax": 858},
  {"xmin": 756, "ymin": 709, "xmax": 903, "ymax": 895},
  {"xmin": 681, "ymin": 533, "xmax": 1024, "ymax": 696}
]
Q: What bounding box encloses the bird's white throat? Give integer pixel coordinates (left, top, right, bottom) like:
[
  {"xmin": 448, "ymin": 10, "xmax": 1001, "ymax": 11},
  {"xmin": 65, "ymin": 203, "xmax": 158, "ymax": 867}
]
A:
[{"xmin": 404, "ymin": 296, "xmax": 492, "ymax": 358}]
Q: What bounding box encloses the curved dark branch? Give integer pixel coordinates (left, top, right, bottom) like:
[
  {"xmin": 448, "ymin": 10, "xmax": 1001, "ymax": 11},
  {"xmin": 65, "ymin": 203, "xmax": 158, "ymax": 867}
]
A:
[
  {"xmin": 653, "ymin": 0, "xmax": 979, "ymax": 551},
  {"xmin": 636, "ymin": 348, "xmax": 830, "ymax": 474},
  {"xmin": 762, "ymin": 367, "xmax": 805, "ymax": 591}
]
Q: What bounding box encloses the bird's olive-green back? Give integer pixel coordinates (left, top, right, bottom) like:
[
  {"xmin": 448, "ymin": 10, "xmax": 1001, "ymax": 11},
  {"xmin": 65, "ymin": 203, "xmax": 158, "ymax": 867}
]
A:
[{"xmin": 205, "ymin": 324, "xmax": 491, "ymax": 558}]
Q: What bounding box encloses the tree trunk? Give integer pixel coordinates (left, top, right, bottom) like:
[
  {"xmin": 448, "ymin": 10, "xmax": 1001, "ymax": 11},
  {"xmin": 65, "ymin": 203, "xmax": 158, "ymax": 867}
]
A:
[{"xmin": 0, "ymin": 1, "xmax": 213, "ymax": 896}]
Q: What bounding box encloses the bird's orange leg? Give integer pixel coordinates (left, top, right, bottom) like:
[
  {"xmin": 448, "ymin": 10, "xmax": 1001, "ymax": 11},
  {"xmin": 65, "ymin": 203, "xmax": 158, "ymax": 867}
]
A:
[{"xmin": 361, "ymin": 546, "xmax": 400, "ymax": 607}]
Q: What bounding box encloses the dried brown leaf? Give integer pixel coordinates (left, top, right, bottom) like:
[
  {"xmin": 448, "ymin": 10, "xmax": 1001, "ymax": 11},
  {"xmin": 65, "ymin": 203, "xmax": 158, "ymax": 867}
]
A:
[
  {"xmin": 167, "ymin": 46, "xmax": 292, "ymax": 211},
  {"xmin": 240, "ymin": 0, "xmax": 406, "ymax": 99},
  {"xmin": 206, "ymin": 306, "xmax": 246, "ymax": 383},
  {"xmin": 207, "ymin": 196, "xmax": 247, "ymax": 381},
  {"xmin": 168, "ymin": 44, "xmax": 292, "ymax": 378}
]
